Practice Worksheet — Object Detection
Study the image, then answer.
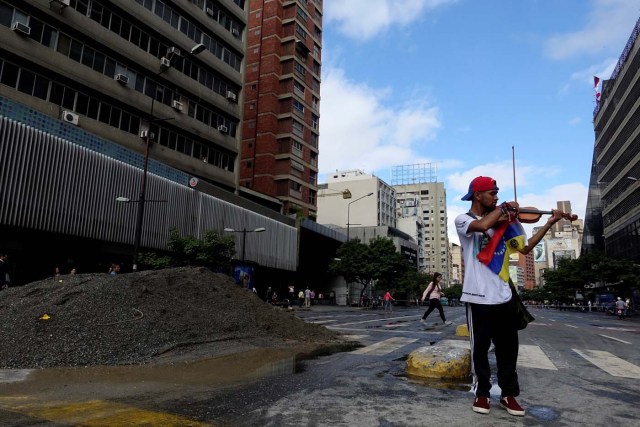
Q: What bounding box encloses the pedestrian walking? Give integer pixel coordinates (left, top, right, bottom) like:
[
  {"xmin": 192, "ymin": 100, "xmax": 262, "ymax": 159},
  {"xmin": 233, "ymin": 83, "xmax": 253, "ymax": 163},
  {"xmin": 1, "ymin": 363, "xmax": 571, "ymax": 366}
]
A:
[
  {"xmin": 615, "ymin": 297, "xmax": 626, "ymax": 320},
  {"xmin": 420, "ymin": 272, "xmax": 449, "ymax": 325},
  {"xmin": 383, "ymin": 289, "xmax": 395, "ymax": 313},
  {"xmin": 455, "ymin": 175, "xmax": 565, "ymax": 417},
  {"xmin": 304, "ymin": 287, "xmax": 311, "ymax": 308},
  {"xmin": 0, "ymin": 253, "xmax": 9, "ymax": 290}
]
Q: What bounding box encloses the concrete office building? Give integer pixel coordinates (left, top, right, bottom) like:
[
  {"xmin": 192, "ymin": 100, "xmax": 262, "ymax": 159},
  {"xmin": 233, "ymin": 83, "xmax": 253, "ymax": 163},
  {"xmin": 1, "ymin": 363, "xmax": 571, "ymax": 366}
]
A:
[
  {"xmin": 391, "ymin": 164, "xmax": 450, "ymax": 283},
  {"xmin": 584, "ymin": 16, "xmax": 640, "ymax": 262},
  {"xmin": 0, "ymin": 0, "xmax": 310, "ymax": 284},
  {"xmin": 316, "ymin": 169, "xmax": 396, "ymax": 236},
  {"xmin": 240, "ymin": 0, "xmax": 322, "ymax": 218},
  {"xmin": 1, "ymin": 0, "xmax": 246, "ymax": 193}
]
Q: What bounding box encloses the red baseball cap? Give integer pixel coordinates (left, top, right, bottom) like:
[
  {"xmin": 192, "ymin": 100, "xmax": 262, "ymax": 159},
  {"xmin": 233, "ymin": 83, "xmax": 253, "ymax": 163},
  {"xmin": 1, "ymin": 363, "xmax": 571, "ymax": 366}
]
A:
[{"xmin": 461, "ymin": 176, "xmax": 499, "ymax": 201}]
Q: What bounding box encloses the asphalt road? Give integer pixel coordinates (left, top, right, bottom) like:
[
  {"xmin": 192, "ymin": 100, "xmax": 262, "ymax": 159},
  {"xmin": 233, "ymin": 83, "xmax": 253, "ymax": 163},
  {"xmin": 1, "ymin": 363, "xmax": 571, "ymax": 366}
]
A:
[{"xmin": 1, "ymin": 305, "xmax": 639, "ymax": 426}]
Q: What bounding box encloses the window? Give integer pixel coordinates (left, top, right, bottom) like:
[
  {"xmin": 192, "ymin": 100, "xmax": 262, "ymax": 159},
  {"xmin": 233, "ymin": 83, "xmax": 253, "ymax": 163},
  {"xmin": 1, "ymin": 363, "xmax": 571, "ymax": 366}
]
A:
[
  {"xmin": 292, "ymin": 140, "xmax": 303, "ymax": 157},
  {"xmin": 293, "ymin": 99, "xmax": 305, "ymax": 115},
  {"xmin": 295, "ymin": 23, "xmax": 307, "ymax": 39},
  {"xmin": 311, "ymin": 114, "xmax": 318, "ymax": 129},
  {"xmin": 294, "ymin": 61, "xmax": 306, "ymax": 77},
  {"xmin": 292, "ymin": 120, "xmax": 304, "ymax": 137},
  {"xmin": 293, "ymin": 80, "xmax": 305, "ymax": 97}
]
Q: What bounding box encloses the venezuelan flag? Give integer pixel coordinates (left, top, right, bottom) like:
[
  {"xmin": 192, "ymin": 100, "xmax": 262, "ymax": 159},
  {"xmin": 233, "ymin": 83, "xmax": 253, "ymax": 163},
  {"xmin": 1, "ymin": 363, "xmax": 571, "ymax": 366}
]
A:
[{"xmin": 477, "ymin": 221, "xmax": 526, "ymax": 282}]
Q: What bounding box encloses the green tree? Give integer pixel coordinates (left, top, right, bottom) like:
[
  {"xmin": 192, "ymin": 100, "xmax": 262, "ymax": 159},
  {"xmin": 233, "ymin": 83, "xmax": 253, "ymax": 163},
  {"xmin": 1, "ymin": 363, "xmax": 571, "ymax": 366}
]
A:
[
  {"xmin": 139, "ymin": 228, "xmax": 236, "ymax": 271},
  {"xmin": 442, "ymin": 283, "xmax": 462, "ymax": 300},
  {"xmin": 329, "ymin": 237, "xmax": 414, "ymax": 301},
  {"xmin": 539, "ymin": 251, "xmax": 640, "ymax": 302}
]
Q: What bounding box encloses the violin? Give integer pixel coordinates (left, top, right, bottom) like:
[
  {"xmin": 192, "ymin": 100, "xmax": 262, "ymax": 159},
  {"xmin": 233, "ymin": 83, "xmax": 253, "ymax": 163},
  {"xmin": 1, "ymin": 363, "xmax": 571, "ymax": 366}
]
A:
[{"xmin": 517, "ymin": 207, "xmax": 578, "ymax": 224}]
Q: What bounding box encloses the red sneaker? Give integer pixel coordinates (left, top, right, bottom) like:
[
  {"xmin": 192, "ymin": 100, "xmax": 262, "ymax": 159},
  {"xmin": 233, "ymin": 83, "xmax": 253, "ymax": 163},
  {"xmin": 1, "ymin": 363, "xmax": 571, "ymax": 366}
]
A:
[
  {"xmin": 500, "ymin": 396, "xmax": 525, "ymax": 416},
  {"xmin": 472, "ymin": 396, "xmax": 490, "ymax": 414}
]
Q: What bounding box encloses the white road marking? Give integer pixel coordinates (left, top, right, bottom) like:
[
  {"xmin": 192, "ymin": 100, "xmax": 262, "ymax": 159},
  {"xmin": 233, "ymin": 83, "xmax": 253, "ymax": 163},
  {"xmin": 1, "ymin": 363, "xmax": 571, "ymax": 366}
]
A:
[
  {"xmin": 565, "ymin": 324, "xmax": 578, "ymax": 328},
  {"xmin": 529, "ymin": 323, "xmax": 552, "ymax": 326},
  {"xmin": 341, "ymin": 334, "xmax": 369, "ymax": 341},
  {"xmin": 518, "ymin": 345, "xmax": 557, "ymax": 370},
  {"xmin": 598, "ymin": 334, "xmax": 632, "ymax": 344},
  {"xmin": 572, "ymin": 349, "xmax": 640, "ymax": 378},
  {"xmin": 351, "ymin": 337, "xmax": 418, "ymax": 356},
  {"xmin": 330, "ymin": 315, "xmax": 420, "ymax": 327},
  {"xmin": 308, "ymin": 319, "xmax": 337, "ymax": 324},
  {"xmin": 329, "ymin": 326, "xmax": 442, "ymax": 335}
]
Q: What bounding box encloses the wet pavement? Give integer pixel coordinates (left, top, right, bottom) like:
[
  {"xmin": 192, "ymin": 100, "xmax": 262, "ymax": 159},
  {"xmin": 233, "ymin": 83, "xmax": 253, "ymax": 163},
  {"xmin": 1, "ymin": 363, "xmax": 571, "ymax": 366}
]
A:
[{"xmin": 0, "ymin": 305, "xmax": 639, "ymax": 426}]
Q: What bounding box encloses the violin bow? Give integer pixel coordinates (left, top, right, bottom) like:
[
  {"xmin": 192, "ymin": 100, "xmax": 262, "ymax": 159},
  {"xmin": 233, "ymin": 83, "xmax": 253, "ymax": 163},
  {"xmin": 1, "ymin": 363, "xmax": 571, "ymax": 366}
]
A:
[{"xmin": 512, "ymin": 145, "xmax": 517, "ymax": 205}]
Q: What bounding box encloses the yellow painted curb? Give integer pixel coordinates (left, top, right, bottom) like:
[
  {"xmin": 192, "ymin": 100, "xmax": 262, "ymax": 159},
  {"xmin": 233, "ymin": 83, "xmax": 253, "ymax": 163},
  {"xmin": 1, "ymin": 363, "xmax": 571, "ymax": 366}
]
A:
[
  {"xmin": 406, "ymin": 340, "xmax": 470, "ymax": 380},
  {"xmin": 456, "ymin": 323, "xmax": 469, "ymax": 337}
]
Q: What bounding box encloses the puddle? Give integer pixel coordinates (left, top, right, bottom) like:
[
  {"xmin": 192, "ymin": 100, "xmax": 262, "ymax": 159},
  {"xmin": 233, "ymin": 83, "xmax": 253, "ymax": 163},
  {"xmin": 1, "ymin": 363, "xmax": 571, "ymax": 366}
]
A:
[
  {"xmin": 527, "ymin": 405, "xmax": 560, "ymax": 422},
  {"xmin": 2, "ymin": 342, "xmax": 359, "ymax": 392}
]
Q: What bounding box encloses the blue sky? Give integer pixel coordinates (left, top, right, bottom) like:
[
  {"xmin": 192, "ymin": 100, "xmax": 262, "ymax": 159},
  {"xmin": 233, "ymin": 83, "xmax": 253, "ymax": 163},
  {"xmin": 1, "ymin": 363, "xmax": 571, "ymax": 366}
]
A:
[{"xmin": 317, "ymin": 0, "xmax": 640, "ymax": 243}]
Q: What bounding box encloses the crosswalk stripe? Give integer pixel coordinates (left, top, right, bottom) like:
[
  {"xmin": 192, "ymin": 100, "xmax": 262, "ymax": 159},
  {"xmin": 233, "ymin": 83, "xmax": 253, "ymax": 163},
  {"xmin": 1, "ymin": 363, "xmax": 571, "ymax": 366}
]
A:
[
  {"xmin": 599, "ymin": 334, "xmax": 631, "ymax": 344},
  {"xmin": 341, "ymin": 334, "xmax": 369, "ymax": 341},
  {"xmin": 518, "ymin": 345, "xmax": 557, "ymax": 370},
  {"xmin": 572, "ymin": 349, "xmax": 640, "ymax": 379},
  {"xmin": 351, "ymin": 337, "xmax": 418, "ymax": 355},
  {"xmin": 308, "ymin": 320, "xmax": 336, "ymax": 324}
]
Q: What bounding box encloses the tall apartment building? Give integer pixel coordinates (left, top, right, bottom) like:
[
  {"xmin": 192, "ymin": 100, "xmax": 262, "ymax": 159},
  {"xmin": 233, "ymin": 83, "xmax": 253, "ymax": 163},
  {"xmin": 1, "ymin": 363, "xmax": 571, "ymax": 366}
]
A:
[
  {"xmin": 391, "ymin": 164, "xmax": 450, "ymax": 283},
  {"xmin": 584, "ymin": 16, "xmax": 640, "ymax": 263},
  {"xmin": 316, "ymin": 169, "xmax": 396, "ymax": 233},
  {"xmin": 240, "ymin": 0, "xmax": 322, "ymax": 217}
]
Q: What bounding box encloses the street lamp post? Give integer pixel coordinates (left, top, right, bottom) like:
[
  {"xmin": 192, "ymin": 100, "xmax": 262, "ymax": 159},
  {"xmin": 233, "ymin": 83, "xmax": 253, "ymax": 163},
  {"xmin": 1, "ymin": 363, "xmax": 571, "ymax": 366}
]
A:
[
  {"xmin": 347, "ymin": 192, "xmax": 374, "ymax": 241},
  {"xmin": 129, "ymin": 44, "xmax": 206, "ymax": 271},
  {"xmin": 224, "ymin": 227, "xmax": 267, "ymax": 263}
]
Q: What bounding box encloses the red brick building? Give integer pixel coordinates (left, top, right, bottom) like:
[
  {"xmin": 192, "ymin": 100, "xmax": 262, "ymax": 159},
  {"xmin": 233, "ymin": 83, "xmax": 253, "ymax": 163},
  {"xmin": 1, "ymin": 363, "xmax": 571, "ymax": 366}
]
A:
[{"xmin": 241, "ymin": 0, "xmax": 322, "ymax": 217}]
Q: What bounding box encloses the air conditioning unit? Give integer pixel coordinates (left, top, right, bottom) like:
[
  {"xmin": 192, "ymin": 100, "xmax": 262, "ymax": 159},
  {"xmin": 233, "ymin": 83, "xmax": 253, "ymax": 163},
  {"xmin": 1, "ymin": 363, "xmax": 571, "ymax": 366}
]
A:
[
  {"xmin": 172, "ymin": 100, "xmax": 183, "ymax": 111},
  {"xmin": 206, "ymin": 7, "xmax": 214, "ymax": 16},
  {"xmin": 11, "ymin": 22, "xmax": 31, "ymax": 36},
  {"xmin": 217, "ymin": 124, "xmax": 228, "ymax": 134},
  {"xmin": 226, "ymin": 91, "xmax": 237, "ymax": 102},
  {"xmin": 231, "ymin": 27, "xmax": 240, "ymax": 37},
  {"xmin": 62, "ymin": 110, "xmax": 79, "ymax": 125},
  {"xmin": 140, "ymin": 130, "xmax": 155, "ymax": 140},
  {"xmin": 160, "ymin": 57, "xmax": 171, "ymax": 69},
  {"xmin": 114, "ymin": 73, "xmax": 129, "ymax": 85},
  {"xmin": 167, "ymin": 46, "xmax": 181, "ymax": 57}
]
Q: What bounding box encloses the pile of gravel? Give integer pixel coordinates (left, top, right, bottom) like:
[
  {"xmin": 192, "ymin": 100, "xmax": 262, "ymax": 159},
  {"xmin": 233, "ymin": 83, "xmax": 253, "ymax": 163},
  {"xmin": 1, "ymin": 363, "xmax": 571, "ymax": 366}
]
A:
[{"xmin": 0, "ymin": 267, "xmax": 341, "ymax": 368}]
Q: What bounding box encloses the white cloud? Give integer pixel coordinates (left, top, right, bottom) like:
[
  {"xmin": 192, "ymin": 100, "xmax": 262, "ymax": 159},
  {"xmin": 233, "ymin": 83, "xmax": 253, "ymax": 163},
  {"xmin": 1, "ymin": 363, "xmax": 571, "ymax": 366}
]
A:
[
  {"xmin": 570, "ymin": 57, "xmax": 618, "ymax": 83},
  {"xmin": 545, "ymin": 0, "xmax": 640, "ymax": 60},
  {"xmin": 324, "ymin": 0, "xmax": 457, "ymax": 40},
  {"xmin": 318, "ymin": 67, "xmax": 441, "ymax": 179}
]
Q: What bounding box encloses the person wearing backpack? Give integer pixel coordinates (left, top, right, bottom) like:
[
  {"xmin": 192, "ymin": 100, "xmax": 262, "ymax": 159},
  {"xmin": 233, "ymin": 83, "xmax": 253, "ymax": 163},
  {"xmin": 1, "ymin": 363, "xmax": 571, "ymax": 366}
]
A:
[{"xmin": 420, "ymin": 272, "xmax": 448, "ymax": 325}]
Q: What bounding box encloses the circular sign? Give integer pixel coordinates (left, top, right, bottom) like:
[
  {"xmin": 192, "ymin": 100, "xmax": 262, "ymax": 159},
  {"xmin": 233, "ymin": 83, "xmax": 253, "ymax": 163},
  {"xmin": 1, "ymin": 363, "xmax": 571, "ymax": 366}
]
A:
[{"xmin": 189, "ymin": 177, "xmax": 199, "ymax": 188}]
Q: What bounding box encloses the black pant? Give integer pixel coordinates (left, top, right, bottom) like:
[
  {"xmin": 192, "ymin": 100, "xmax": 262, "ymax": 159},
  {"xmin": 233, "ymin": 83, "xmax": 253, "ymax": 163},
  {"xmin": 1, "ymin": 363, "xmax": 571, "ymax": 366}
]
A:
[
  {"xmin": 422, "ymin": 298, "xmax": 446, "ymax": 322},
  {"xmin": 466, "ymin": 301, "xmax": 520, "ymax": 398}
]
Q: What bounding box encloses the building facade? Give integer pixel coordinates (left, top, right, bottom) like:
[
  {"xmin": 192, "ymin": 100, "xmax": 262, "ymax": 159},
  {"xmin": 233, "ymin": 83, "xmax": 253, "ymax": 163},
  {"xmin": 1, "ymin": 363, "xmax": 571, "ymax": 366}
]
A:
[
  {"xmin": 316, "ymin": 169, "xmax": 396, "ymax": 236},
  {"xmin": 584, "ymin": 16, "xmax": 640, "ymax": 262},
  {"xmin": 1, "ymin": 0, "xmax": 247, "ymax": 192},
  {"xmin": 391, "ymin": 164, "xmax": 450, "ymax": 283},
  {"xmin": 240, "ymin": 0, "xmax": 322, "ymax": 218},
  {"xmin": 0, "ymin": 1, "xmax": 322, "ymax": 285}
]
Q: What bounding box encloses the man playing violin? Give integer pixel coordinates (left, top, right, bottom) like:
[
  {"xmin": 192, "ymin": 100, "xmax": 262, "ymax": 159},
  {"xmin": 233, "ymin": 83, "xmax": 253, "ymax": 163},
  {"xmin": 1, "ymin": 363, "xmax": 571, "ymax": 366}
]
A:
[{"xmin": 455, "ymin": 176, "xmax": 565, "ymax": 417}]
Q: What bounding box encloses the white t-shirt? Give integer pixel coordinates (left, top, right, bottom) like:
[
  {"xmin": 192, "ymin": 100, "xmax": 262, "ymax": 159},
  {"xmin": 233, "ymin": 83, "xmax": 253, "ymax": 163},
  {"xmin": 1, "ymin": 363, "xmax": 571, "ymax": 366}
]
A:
[{"xmin": 455, "ymin": 212, "xmax": 513, "ymax": 305}]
